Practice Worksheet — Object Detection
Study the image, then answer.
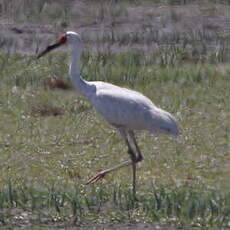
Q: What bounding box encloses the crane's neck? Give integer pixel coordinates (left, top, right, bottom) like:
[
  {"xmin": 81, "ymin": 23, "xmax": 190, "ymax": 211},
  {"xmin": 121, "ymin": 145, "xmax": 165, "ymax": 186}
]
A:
[{"xmin": 69, "ymin": 43, "xmax": 94, "ymax": 98}]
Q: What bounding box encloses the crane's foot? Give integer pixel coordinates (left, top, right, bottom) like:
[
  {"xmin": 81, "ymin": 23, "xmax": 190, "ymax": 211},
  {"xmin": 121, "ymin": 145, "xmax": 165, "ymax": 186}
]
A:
[{"xmin": 85, "ymin": 170, "xmax": 107, "ymax": 185}]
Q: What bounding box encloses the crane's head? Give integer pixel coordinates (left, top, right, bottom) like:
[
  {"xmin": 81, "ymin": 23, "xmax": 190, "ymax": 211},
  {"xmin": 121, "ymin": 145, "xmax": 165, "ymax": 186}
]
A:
[{"xmin": 37, "ymin": 31, "xmax": 81, "ymax": 59}]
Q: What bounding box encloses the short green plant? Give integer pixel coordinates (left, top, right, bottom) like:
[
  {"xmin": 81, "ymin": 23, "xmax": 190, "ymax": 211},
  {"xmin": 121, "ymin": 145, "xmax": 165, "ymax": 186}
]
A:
[{"xmin": 0, "ymin": 50, "xmax": 229, "ymax": 228}]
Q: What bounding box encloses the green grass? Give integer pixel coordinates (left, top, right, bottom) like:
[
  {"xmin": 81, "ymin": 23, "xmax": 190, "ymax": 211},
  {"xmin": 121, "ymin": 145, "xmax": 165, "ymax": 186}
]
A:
[
  {"xmin": 0, "ymin": 183, "xmax": 229, "ymax": 228},
  {"xmin": 1, "ymin": 0, "xmax": 230, "ymax": 228},
  {"xmin": 0, "ymin": 50, "xmax": 229, "ymax": 228}
]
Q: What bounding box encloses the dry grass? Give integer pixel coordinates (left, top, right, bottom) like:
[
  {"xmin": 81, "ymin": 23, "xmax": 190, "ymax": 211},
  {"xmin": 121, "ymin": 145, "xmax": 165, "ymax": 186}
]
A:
[{"xmin": 1, "ymin": 1, "xmax": 230, "ymax": 56}]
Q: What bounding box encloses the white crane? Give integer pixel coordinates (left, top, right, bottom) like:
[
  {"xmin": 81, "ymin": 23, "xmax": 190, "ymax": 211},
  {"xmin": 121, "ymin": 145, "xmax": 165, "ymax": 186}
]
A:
[{"xmin": 38, "ymin": 31, "xmax": 179, "ymax": 196}]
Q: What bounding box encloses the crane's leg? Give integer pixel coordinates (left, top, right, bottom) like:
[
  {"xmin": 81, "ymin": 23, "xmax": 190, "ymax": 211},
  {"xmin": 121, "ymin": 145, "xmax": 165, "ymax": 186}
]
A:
[
  {"xmin": 120, "ymin": 129, "xmax": 138, "ymax": 197},
  {"xmin": 85, "ymin": 160, "xmax": 132, "ymax": 184},
  {"xmin": 128, "ymin": 131, "xmax": 143, "ymax": 162},
  {"xmin": 85, "ymin": 129, "xmax": 143, "ymax": 197}
]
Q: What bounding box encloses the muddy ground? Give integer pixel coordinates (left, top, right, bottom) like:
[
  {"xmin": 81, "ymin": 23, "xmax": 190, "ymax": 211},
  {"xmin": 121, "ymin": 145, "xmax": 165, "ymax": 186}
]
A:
[{"xmin": 2, "ymin": 221, "xmax": 191, "ymax": 230}]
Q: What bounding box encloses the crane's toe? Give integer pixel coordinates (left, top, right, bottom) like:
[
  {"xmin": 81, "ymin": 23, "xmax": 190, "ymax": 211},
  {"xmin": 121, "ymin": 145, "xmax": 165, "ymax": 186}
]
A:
[{"xmin": 85, "ymin": 171, "xmax": 106, "ymax": 185}]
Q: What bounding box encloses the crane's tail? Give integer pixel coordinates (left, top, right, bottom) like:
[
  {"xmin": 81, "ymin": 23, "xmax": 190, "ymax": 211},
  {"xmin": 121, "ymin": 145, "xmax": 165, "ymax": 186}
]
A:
[{"xmin": 150, "ymin": 109, "xmax": 180, "ymax": 138}]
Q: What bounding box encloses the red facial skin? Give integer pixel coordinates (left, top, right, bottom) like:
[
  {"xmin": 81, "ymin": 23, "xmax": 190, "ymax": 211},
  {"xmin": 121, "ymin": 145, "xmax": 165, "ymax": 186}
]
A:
[{"xmin": 37, "ymin": 33, "xmax": 67, "ymax": 59}]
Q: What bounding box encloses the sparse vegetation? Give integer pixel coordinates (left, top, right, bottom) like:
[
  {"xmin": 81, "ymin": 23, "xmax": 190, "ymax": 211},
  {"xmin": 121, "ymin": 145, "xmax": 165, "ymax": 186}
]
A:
[
  {"xmin": 0, "ymin": 183, "xmax": 229, "ymax": 228},
  {"xmin": 0, "ymin": 0, "xmax": 229, "ymax": 229}
]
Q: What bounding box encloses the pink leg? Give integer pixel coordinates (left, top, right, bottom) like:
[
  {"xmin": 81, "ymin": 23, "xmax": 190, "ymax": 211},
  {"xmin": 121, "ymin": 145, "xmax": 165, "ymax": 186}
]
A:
[
  {"xmin": 85, "ymin": 160, "xmax": 132, "ymax": 185},
  {"xmin": 85, "ymin": 128, "xmax": 143, "ymax": 198},
  {"xmin": 85, "ymin": 155, "xmax": 143, "ymax": 185}
]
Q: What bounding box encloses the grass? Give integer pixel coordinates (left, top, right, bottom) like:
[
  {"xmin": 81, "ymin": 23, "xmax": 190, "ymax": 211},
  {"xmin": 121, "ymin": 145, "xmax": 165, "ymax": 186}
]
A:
[
  {"xmin": 0, "ymin": 183, "xmax": 229, "ymax": 228},
  {"xmin": 1, "ymin": 0, "xmax": 230, "ymax": 25},
  {"xmin": 0, "ymin": 0, "xmax": 230, "ymax": 228},
  {"xmin": 0, "ymin": 50, "xmax": 229, "ymax": 228}
]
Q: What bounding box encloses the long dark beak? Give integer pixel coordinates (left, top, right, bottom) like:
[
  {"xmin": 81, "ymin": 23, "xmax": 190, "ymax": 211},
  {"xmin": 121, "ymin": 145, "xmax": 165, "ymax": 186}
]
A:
[{"xmin": 37, "ymin": 43, "xmax": 61, "ymax": 59}]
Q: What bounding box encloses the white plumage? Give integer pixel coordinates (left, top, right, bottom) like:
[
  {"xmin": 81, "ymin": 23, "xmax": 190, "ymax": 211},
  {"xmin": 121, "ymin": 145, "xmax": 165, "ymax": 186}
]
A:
[
  {"xmin": 89, "ymin": 81, "xmax": 178, "ymax": 135},
  {"xmin": 38, "ymin": 31, "xmax": 180, "ymax": 196}
]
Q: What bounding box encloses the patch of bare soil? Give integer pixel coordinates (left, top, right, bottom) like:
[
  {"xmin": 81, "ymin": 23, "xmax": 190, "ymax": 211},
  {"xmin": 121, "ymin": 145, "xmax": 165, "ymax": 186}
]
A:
[
  {"xmin": 31, "ymin": 104, "xmax": 65, "ymax": 117},
  {"xmin": 1, "ymin": 221, "xmax": 191, "ymax": 230},
  {"xmin": 72, "ymin": 222, "xmax": 190, "ymax": 230},
  {"xmin": 44, "ymin": 75, "xmax": 72, "ymax": 90}
]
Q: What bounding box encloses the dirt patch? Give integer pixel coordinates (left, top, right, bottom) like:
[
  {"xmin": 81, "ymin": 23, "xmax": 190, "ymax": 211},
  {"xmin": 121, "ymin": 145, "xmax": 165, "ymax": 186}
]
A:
[
  {"xmin": 44, "ymin": 75, "xmax": 72, "ymax": 90},
  {"xmin": 1, "ymin": 221, "xmax": 191, "ymax": 230},
  {"xmin": 72, "ymin": 222, "xmax": 190, "ymax": 230}
]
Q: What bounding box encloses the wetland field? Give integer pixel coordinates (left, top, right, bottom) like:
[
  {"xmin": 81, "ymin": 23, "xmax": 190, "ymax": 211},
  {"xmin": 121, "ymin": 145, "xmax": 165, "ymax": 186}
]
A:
[{"xmin": 0, "ymin": 0, "xmax": 229, "ymax": 229}]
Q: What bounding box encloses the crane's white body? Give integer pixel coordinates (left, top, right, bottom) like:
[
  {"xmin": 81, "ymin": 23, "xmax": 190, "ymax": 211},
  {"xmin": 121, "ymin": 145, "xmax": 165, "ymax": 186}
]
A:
[
  {"xmin": 91, "ymin": 81, "xmax": 177, "ymax": 135},
  {"xmin": 67, "ymin": 31, "xmax": 179, "ymax": 137}
]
